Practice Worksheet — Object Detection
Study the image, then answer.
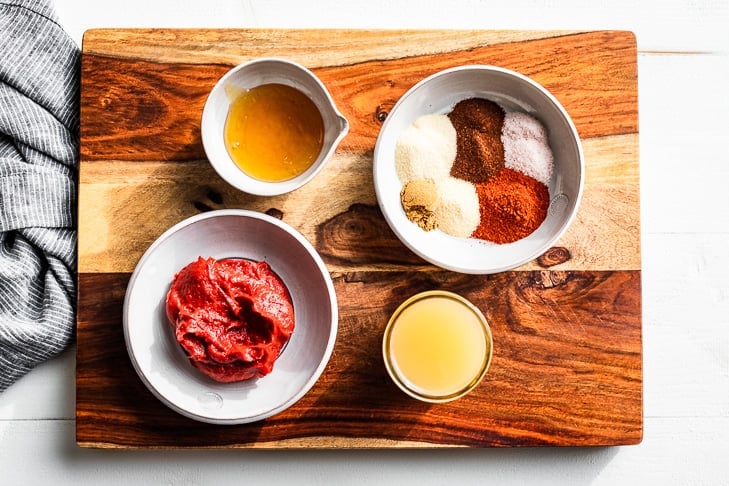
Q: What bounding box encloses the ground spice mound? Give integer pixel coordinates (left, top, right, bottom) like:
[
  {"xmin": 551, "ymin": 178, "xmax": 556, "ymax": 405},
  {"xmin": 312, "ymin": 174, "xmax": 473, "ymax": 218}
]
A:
[
  {"xmin": 502, "ymin": 111, "xmax": 554, "ymax": 185},
  {"xmin": 400, "ymin": 178, "xmax": 439, "ymax": 231},
  {"xmin": 395, "ymin": 113, "xmax": 456, "ymax": 183},
  {"xmin": 448, "ymin": 98, "xmax": 505, "ymax": 184},
  {"xmin": 434, "ymin": 177, "xmax": 480, "ymax": 238},
  {"xmin": 472, "ymin": 168, "xmax": 549, "ymax": 244}
]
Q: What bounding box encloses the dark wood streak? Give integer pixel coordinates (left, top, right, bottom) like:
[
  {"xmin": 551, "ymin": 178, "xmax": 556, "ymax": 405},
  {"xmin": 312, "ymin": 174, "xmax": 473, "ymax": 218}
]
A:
[
  {"xmin": 316, "ymin": 203, "xmax": 426, "ymax": 266},
  {"xmin": 537, "ymin": 246, "xmax": 572, "ymax": 267},
  {"xmin": 77, "ymin": 269, "xmax": 641, "ymax": 448},
  {"xmin": 80, "ymin": 31, "xmax": 637, "ymax": 162},
  {"xmin": 265, "ymin": 208, "xmax": 284, "ymax": 220},
  {"xmin": 192, "ymin": 200, "xmax": 214, "ymax": 212},
  {"xmin": 205, "ymin": 188, "xmax": 224, "ymax": 205},
  {"xmin": 80, "ymin": 55, "xmax": 223, "ymax": 161}
]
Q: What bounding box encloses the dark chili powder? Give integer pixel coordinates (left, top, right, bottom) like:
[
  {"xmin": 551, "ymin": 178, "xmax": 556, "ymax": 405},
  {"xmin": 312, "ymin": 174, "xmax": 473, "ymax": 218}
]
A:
[
  {"xmin": 448, "ymin": 98, "xmax": 505, "ymax": 184},
  {"xmin": 472, "ymin": 168, "xmax": 550, "ymax": 244}
]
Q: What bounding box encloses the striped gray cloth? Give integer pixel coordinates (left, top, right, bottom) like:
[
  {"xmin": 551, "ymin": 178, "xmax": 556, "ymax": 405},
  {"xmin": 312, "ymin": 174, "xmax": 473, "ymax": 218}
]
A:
[{"xmin": 0, "ymin": 0, "xmax": 79, "ymax": 391}]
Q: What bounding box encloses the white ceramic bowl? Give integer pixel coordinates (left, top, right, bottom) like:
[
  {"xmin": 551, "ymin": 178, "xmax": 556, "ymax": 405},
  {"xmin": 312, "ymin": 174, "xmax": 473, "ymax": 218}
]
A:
[
  {"xmin": 123, "ymin": 209, "xmax": 338, "ymax": 424},
  {"xmin": 373, "ymin": 65, "xmax": 584, "ymax": 274},
  {"xmin": 201, "ymin": 58, "xmax": 349, "ymax": 196}
]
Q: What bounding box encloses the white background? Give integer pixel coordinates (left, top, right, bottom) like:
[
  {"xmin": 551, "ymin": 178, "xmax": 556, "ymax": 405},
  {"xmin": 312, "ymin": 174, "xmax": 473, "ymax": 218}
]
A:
[{"xmin": 1, "ymin": 0, "xmax": 728, "ymax": 484}]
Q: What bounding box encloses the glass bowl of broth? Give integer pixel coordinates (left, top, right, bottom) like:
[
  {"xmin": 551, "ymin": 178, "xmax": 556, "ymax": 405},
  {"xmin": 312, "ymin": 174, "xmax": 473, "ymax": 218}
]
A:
[{"xmin": 382, "ymin": 290, "xmax": 493, "ymax": 403}]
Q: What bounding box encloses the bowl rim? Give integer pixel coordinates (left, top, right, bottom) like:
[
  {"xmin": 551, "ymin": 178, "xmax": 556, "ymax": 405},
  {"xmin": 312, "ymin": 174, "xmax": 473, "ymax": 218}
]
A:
[
  {"xmin": 122, "ymin": 208, "xmax": 338, "ymax": 424},
  {"xmin": 373, "ymin": 64, "xmax": 585, "ymax": 274}
]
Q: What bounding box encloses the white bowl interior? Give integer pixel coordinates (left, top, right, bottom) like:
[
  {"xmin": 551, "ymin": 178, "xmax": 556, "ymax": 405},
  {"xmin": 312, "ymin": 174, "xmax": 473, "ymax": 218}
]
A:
[
  {"xmin": 373, "ymin": 65, "xmax": 584, "ymax": 274},
  {"xmin": 201, "ymin": 58, "xmax": 349, "ymax": 196},
  {"xmin": 123, "ymin": 209, "xmax": 337, "ymax": 424}
]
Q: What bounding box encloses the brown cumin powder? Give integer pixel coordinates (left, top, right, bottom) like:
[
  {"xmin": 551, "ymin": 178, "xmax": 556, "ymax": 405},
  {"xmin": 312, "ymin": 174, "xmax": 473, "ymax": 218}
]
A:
[{"xmin": 448, "ymin": 98, "xmax": 505, "ymax": 184}]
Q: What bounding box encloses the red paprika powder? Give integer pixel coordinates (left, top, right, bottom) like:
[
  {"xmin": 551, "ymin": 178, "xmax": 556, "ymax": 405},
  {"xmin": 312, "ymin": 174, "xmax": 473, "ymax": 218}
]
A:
[{"xmin": 472, "ymin": 168, "xmax": 549, "ymax": 244}]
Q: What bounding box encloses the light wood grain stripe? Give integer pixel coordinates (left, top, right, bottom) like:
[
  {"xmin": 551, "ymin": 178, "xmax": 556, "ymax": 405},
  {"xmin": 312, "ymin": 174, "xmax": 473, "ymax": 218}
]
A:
[
  {"xmin": 81, "ymin": 29, "xmax": 580, "ymax": 66},
  {"xmin": 78, "ymin": 134, "xmax": 639, "ymax": 274}
]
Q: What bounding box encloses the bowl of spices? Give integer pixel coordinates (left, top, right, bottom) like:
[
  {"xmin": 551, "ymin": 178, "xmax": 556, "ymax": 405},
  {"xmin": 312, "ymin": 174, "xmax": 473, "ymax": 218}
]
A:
[
  {"xmin": 202, "ymin": 58, "xmax": 349, "ymax": 196},
  {"xmin": 373, "ymin": 65, "xmax": 584, "ymax": 274}
]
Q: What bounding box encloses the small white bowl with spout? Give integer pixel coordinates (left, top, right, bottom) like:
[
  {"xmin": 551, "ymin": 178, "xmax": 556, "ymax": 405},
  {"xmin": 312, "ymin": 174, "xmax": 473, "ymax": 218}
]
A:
[{"xmin": 202, "ymin": 58, "xmax": 349, "ymax": 196}]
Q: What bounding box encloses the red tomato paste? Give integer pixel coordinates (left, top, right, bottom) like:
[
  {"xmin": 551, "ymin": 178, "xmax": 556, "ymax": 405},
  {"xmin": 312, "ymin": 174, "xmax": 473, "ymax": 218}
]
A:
[{"xmin": 165, "ymin": 256, "xmax": 294, "ymax": 382}]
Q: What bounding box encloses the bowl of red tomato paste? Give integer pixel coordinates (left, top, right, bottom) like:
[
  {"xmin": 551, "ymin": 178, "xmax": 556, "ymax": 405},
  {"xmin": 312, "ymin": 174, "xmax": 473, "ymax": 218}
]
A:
[{"xmin": 123, "ymin": 209, "xmax": 337, "ymax": 424}]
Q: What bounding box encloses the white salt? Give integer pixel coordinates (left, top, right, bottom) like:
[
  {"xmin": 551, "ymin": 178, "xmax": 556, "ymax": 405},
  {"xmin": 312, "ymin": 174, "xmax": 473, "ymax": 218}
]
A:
[
  {"xmin": 501, "ymin": 111, "xmax": 554, "ymax": 185},
  {"xmin": 395, "ymin": 114, "xmax": 457, "ymax": 184},
  {"xmin": 434, "ymin": 177, "xmax": 480, "ymax": 238}
]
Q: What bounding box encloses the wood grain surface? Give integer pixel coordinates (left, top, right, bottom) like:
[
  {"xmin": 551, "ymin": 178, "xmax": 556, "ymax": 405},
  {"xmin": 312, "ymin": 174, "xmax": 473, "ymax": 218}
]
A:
[{"xmin": 76, "ymin": 29, "xmax": 641, "ymax": 448}]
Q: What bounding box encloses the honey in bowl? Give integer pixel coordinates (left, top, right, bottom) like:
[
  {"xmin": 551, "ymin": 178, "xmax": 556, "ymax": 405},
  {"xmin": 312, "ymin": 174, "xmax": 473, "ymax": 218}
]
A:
[
  {"xmin": 224, "ymin": 83, "xmax": 324, "ymax": 182},
  {"xmin": 383, "ymin": 290, "xmax": 492, "ymax": 403}
]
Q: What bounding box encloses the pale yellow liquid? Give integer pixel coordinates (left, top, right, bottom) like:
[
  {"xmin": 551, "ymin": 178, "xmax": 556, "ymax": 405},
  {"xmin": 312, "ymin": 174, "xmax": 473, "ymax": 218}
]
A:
[
  {"xmin": 224, "ymin": 83, "xmax": 324, "ymax": 182},
  {"xmin": 388, "ymin": 295, "xmax": 488, "ymax": 398}
]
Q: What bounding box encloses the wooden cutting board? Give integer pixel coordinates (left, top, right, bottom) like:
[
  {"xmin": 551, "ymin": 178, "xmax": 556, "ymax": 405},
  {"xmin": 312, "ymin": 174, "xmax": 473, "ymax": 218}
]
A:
[{"xmin": 76, "ymin": 29, "xmax": 641, "ymax": 448}]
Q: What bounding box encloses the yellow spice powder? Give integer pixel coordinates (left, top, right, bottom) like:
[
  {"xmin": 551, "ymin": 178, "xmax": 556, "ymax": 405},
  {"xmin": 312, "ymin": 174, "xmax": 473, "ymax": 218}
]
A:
[{"xmin": 400, "ymin": 178, "xmax": 440, "ymax": 231}]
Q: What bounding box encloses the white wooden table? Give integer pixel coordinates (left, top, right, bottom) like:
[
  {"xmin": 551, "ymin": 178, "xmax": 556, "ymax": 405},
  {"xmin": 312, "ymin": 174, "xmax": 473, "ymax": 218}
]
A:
[{"xmin": 1, "ymin": 0, "xmax": 727, "ymax": 483}]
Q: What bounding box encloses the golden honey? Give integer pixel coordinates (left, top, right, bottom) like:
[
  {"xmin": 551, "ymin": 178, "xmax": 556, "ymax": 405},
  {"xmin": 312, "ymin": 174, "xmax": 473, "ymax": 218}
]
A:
[
  {"xmin": 224, "ymin": 83, "xmax": 324, "ymax": 182},
  {"xmin": 383, "ymin": 291, "xmax": 492, "ymax": 402}
]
